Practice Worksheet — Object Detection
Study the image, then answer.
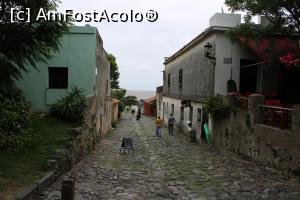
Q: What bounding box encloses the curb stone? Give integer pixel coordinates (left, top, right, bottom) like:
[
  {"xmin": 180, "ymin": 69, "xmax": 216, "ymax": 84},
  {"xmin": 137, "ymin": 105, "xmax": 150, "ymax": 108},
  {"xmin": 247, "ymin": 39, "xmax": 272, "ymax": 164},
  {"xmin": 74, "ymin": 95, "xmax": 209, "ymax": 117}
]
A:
[
  {"xmin": 15, "ymin": 183, "xmax": 39, "ymax": 200},
  {"xmin": 15, "ymin": 171, "xmax": 55, "ymax": 200}
]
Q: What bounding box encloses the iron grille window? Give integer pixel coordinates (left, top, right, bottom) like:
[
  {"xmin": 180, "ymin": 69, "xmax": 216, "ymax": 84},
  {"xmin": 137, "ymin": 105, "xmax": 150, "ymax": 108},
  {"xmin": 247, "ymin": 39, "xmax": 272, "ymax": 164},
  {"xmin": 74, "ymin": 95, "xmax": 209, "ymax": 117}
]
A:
[
  {"xmin": 48, "ymin": 67, "xmax": 68, "ymax": 89},
  {"xmin": 180, "ymin": 107, "xmax": 184, "ymax": 121},
  {"xmin": 179, "ymin": 69, "xmax": 183, "ymax": 89},
  {"xmin": 197, "ymin": 108, "xmax": 202, "ymax": 122},
  {"xmin": 106, "ymin": 80, "xmax": 109, "ymax": 94}
]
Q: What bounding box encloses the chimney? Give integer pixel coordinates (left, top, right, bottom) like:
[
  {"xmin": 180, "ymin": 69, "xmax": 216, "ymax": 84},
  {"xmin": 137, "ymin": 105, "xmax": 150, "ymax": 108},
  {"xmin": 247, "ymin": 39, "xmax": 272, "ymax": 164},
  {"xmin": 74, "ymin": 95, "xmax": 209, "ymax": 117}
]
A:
[{"xmin": 209, "ymin": 13, "xmax": 241, "ymax": 28}]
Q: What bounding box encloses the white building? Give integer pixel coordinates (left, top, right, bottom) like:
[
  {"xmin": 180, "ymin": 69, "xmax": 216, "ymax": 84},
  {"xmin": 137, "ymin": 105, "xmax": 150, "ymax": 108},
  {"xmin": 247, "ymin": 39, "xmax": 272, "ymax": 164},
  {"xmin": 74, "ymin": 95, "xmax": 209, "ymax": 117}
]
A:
[{"xmin": 158, "ymin": 13, "xmax": 257, "ymax": 141}]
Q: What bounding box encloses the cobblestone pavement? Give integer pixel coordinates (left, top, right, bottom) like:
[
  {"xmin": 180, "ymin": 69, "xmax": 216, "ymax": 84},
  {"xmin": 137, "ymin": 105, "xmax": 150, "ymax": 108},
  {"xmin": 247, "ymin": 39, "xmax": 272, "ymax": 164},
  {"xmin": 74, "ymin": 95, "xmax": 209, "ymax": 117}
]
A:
[{"xmin": 37, "ymin": 114, "xmax": 300, "ymax": 200}]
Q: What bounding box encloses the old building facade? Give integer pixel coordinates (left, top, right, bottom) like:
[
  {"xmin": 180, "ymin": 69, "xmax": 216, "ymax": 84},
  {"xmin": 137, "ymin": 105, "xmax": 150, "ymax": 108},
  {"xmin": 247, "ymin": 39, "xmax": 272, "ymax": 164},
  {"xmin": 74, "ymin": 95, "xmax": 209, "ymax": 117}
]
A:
[
  {"xmin": 158, "ymin": 13, "xmax": 254, "ymax": 140},
  {"xmin": 16, "ymin": 25, "xmax": 112, "ymax": 137}
]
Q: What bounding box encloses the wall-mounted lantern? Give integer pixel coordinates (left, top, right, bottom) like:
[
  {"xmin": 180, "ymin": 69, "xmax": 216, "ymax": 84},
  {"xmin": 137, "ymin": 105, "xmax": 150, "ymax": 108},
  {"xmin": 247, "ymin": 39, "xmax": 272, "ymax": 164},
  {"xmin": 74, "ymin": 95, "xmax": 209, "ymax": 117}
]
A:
[{"xmin": 204, "ymin": 42, "xmax": 216, "ymax": 60}]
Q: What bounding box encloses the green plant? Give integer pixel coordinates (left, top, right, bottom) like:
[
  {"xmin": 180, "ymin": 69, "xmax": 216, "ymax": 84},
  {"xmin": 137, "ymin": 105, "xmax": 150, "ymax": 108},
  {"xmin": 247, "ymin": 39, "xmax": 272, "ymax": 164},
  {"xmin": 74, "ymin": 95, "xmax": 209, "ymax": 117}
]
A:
[
  {"xmin": 112, "ymin": 88, "xmax": 127, "ymax": 112},
  {"xmin": 0, "ymin": 0, "xmax": 69, "ymax": 85},
  {"xmin": 0, "ymin": 113, "xmax": 78, "ymax": 195},
  {"xmin": 203, "ymin": 95, "xmax": 231, "ymax": 120},
  {"xmin": 50, "ymin": 86, "xmax": 88, "ymax": 123},
  {"xmin": 107, "ymin": 53, "xmax": 120, "ymax": 89},
  {"xmin": 0, "ymin": 87, "xmax": 39, "ymax": 150},
  {"xmin": 123, "ymin": 95, "xmax": 139, "ymax": 107}
]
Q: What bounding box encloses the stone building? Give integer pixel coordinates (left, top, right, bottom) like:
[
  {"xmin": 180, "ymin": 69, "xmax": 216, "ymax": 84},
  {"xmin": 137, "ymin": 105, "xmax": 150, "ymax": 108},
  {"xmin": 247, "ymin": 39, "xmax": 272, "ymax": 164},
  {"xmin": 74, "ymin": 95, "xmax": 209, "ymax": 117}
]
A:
[
  {"xmin": 16, "ymin": 25, "xmax": 112, "ymax": 137},
  {"xmin": 157, "ymin": 12, "xmax": 300, "ymax": 172},
  {"xmin": 158, "ymin": 13, "xmax": 255, "ymax": 140},
  {"xmin": 143, "ymin": 96, "xmax": 157, "ymax": 116}
]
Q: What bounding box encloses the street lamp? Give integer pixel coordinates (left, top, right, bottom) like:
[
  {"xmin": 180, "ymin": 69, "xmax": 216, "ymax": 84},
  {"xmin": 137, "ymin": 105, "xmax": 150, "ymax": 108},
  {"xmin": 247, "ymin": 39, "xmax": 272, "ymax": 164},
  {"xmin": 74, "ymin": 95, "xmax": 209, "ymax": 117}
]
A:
[{"xmin": 204, "ymin": 42, "xmax": 216, "ymax": 60}]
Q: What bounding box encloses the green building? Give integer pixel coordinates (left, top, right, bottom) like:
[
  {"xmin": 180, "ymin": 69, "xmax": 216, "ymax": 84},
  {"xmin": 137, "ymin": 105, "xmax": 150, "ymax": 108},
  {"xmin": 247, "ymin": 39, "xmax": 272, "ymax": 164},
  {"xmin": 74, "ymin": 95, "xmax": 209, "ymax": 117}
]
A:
[{"xmin": 16, "ymin": 26, "xmax": 102, "ymax": 111}]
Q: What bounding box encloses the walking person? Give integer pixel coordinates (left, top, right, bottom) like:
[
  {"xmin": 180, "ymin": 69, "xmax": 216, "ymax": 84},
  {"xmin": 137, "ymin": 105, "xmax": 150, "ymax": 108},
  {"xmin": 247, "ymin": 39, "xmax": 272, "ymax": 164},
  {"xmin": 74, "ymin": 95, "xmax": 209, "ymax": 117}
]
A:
[
  {"xmin": 136, "ymin": 108, "xmax": 141, "ymax": 120},
  {"xmin": 155, "ymin": 116, "xmax": 163, "ymax": 137},
  {"xmin": 168, "ymin": 114, "xmax": 175, "ymax": 135}
]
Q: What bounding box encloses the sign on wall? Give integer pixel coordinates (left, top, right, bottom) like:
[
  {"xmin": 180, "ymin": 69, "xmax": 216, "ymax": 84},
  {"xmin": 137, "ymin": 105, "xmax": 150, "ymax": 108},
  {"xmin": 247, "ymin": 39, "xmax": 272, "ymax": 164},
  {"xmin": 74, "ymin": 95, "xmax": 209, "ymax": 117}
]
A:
[{"xmin": 224, "ymin": 57, "xmax": 232, "ymax": 64}]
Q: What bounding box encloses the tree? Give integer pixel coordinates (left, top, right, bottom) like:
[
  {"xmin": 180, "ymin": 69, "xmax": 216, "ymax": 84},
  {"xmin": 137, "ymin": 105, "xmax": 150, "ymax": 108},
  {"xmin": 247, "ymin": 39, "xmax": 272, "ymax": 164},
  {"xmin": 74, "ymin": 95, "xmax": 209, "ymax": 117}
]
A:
[
  {"xmin": 107, "ymin": 53, "xmax": 120, "ymax": 89},
  {"xmin": 0, "ymin": 0, "xmax": 69, "ymax": 92},
  {"xmin": 124, "ymin": 96, "xmax": 139, "ymax": 107},
  {"xmin": 112, "ymin": 88, "xmax": 126, "ymax": 112},
  {"xmin": 0, "ymin": 0, "xmax": 69, "ymax": 150},
  {"xmin": 112, "ymin": 88, "xmax": 126, "ymax": 100},
  {"xmin": 225, "ymin": 0, "xmax": 300, "ymax": 35},
  {"xmin": 225, "ymin": 0, "xmax": 300, "ymax": 68}
]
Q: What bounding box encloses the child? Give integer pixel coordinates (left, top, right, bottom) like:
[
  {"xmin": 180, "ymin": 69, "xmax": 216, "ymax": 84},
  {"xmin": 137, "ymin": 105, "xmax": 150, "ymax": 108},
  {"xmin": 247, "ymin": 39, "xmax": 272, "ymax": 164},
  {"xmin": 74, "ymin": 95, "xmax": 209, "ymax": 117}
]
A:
[{"xmin": 155, "ymin": 116, "xmax": 163, "ymax": 137}]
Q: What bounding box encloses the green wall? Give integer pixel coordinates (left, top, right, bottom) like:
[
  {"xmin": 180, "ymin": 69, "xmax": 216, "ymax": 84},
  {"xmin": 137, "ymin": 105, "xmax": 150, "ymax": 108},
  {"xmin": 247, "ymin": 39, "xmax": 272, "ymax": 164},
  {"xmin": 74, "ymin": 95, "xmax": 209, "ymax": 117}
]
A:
[{"xmin": 16, "ymin": 26, "xmax": 98, "ymax": 111}]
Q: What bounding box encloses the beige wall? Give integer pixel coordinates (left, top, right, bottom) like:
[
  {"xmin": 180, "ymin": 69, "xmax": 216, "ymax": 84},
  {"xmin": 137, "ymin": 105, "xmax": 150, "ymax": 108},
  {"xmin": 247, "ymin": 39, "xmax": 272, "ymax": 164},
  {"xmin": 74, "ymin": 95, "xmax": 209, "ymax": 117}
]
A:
[{"xmin": 111, "ymin": 103, "xmax": 119, "ymax": 123}]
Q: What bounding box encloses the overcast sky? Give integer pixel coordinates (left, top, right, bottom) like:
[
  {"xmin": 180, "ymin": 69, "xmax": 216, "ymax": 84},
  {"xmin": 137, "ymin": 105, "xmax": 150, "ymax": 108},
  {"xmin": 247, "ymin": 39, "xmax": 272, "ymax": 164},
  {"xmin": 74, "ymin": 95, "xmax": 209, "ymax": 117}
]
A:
[{"xmin": 59, "ymin": 0, "xmax": 230, "ymax": 91}]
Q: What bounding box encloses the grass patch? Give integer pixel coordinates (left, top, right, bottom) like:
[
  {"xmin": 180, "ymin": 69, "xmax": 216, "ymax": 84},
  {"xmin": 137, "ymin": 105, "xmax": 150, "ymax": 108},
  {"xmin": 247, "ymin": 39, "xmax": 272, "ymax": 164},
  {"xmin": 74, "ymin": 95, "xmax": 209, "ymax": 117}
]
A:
[{"xmin": 0, "ymin": 113, "xmax": 78, "ymax": 196}]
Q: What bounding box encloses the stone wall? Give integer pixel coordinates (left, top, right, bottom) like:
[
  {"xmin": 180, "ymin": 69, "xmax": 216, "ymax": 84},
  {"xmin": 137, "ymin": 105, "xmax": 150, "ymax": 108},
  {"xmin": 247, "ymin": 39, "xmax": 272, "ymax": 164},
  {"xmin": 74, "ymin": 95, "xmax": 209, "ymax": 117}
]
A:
[
  {"xmin": 95, "ymin": 31, "xmax": 112, "ymax": 139},
  {"xmin": 212, "ymin": 95, "xmax": 300, "ymax": 174},
  {"xmin": 50, "ymin": 96, "xmax": 99, "ymax": 174}
]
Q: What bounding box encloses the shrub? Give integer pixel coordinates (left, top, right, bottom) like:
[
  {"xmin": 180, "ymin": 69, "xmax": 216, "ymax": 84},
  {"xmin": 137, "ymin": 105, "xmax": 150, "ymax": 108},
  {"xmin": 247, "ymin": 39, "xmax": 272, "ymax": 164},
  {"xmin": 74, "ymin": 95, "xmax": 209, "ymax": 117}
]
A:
[
  {"xmin": 50, "ymin": 86, "xmax": 88, "ymax": 123},
  {"xmin": 203, "ymin": 95, "xmax": 231, "ymax": 120},
  {"xmin": 0, "ymin": 87, "xmax": 39, "ymax": 150}
]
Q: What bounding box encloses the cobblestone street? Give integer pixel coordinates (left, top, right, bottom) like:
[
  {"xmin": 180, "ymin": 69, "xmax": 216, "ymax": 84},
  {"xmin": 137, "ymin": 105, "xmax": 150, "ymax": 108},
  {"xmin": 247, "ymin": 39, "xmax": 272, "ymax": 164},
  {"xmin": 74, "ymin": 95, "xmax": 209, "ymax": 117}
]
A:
[{"xmin": 37, "ymin": 114, "xmax": 300, "ymax": 200}]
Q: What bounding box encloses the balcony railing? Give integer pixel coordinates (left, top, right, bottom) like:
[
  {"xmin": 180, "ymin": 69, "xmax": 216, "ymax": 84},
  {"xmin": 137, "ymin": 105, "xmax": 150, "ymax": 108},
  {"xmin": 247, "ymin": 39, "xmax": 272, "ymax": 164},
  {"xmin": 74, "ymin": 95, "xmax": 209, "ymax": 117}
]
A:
[{"xmin": 259, "ymin": 105, "xmax": 294, "ymax": 130}]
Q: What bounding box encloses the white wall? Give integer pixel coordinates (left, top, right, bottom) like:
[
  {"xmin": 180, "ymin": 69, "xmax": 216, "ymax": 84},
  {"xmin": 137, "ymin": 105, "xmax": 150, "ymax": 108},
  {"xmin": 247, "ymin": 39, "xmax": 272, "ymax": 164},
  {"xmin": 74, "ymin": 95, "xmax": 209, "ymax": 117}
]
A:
[
  {"xmin": 214, "ymin": 32, "xmax": 254, "ymax": 95},
  {"xmin": 161, "ymin": 96, "xmax": 181, "ymax": 124},
  {"xmin": 209, "ymin": 13, "xmax": 241, "ymax": 28},
  {"xmin": 161, "ymin": 96, "xmax": 205, "ymax": 140}
]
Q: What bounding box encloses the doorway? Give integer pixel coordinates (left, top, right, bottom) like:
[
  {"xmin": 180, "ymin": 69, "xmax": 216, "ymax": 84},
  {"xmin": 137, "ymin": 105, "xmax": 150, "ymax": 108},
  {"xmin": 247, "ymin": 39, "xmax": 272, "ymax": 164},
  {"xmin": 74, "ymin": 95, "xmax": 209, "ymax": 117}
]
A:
[{"xmin": 240, "ymin": 59, "xmax": 258, "ymax": 94}]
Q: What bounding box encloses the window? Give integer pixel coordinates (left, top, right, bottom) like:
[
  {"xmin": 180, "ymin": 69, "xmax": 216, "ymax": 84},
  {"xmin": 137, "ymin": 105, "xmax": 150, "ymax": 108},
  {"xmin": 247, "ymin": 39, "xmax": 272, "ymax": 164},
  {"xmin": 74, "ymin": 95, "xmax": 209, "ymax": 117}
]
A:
[
  {"xmin": 189, "ymin": 106, "xmax": 193, "ymax": 122},
  {"xmin": 159, "ymin": 100, "xmax": 161, "ymax": 111},
  {"xmin": 166, "ymin": 102, "xmax": 169, "ymax": 115},
  {"xmin": 168, "ymin": 73, "xmax": 171, "ymax": 88},
  {"xmin": 179, "ymin": 69, "xmax": 183, "ymax": 89},
  {"xmin": 180, "ymin": 107, "xmax": 184, "ymax": 121},
  {"xmin": 106, "ymin": 80, "xmax": 109, "ymax": 94},
  {"xmin": 171, "ymin": 104, "xmax": 174, "ymax": 115},
  {"xmin": 197, "ymin": 108, "xmax": 202, "ymax": 123},
  {"xmin": 48, "ymin": 67, "xmax": 68, "ymax": 89}
]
